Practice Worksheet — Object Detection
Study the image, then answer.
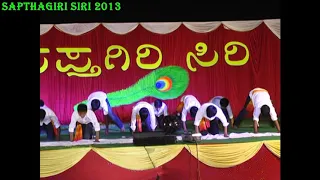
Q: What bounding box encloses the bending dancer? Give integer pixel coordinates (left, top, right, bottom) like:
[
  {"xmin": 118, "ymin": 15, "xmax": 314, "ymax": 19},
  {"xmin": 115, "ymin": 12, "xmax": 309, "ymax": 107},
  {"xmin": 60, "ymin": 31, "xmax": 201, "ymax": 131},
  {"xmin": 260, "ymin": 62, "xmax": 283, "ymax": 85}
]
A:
[
  {"xmin": 210, "ymin": 96, "xmax": 234, "ymax": 127},
  {"xmin": 176, "ymin": 95, "xmax": 201, "ymax": 133},
  {"xmin": 69, "ymin": 104, "xmax": 100, "ymax": 142},
  {"xmin": 152, "ymin": 99, "xmax": 168, "ymax": 129},
  {"xmin": 87, "ymin": 91, "xmax": 125, "ymax": 135},
  {"xmin": 131, "ymin": 101, "xmax": 157, "ymax": 133},
  {"xmin": 40, "ymin": 99, "xmax": 46, "ymax": 108},
  {"xmin": 194, "ymin": 103, "xmax": 229, "ymax": 137},
  {"xmin": 234, "ymin": 88, "xmax": 281, "ymax": 133},
  {"xmin": 40, "ymin": 106, "xmax": 60, "ymax": 141}
]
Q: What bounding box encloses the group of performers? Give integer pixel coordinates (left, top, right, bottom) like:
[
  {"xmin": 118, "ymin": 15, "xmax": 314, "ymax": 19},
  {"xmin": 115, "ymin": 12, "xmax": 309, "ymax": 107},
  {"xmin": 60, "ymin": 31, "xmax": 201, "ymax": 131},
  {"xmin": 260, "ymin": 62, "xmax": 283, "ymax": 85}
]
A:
[{"xmin": 40, "ymin": 87, "xmax": 281, "ymax": 142}]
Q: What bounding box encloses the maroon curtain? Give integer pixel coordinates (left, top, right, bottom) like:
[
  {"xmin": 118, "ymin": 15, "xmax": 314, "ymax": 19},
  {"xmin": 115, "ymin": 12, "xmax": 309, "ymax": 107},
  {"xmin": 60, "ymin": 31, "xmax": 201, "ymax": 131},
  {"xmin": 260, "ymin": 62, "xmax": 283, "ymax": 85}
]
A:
[{"xmin": 40, "ymin": 23, "xmax": 280, "ymax": 124}]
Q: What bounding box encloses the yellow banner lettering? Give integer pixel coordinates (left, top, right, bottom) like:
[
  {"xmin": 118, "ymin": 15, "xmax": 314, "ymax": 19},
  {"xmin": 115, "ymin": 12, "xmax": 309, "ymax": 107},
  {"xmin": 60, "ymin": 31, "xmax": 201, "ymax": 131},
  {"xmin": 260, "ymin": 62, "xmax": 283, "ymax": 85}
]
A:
[
  {"xmin": 40, "ymin": 48, "xmax": 49, "ymax": 73},
  {"xmin": 56, "ymin": 48, "xmax": 101, "ymax": 77},
  {"xmin": 136, "ymin": 44, "xmax": 162, "ymax": 69},
  {"xmin": 186, "ymin": 42, "xmax": 218, "ymax": 72},
  {"xmin": 224, "ymin": 41, "xmax": 249, "ymax": 66},
  {"xmin": 105, "ymin": 45, "xmax": 130, "ymax": 71}
]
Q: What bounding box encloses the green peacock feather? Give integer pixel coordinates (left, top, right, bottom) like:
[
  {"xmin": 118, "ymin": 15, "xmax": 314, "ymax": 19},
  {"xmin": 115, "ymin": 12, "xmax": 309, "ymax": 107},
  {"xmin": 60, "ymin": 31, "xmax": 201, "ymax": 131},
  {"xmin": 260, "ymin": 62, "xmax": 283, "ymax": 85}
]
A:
[
  {"xmin": 74, "ymin": 66, "xmax": 189, "ymax": 110},
  {"xmin": 108, "ymin": 66, "xmax": 189, "ymax": 106}
]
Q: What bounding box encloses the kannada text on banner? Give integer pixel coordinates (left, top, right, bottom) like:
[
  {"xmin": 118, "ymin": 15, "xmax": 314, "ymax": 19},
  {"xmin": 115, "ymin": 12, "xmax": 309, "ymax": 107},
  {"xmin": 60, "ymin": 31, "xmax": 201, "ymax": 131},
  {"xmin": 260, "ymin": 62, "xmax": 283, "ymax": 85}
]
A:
[
  {"xmin": 40, "ymin": 41, "xmax": 250, "ymax": 77},
  {"xmin": 40, "ymin": 25, "xmax": 280, "ymax": 123}
]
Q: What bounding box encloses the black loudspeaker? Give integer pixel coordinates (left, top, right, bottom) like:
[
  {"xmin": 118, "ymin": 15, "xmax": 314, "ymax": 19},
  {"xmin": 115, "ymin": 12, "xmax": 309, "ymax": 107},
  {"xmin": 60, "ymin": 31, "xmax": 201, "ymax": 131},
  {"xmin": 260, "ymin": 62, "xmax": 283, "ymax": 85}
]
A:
[
  {"xmin": 133, "ymin": 132, "xmax": 177, "ymax": 146},
  {"xmin": 181, "ymin": 132, "xmax": 201, "ymax": 143}
]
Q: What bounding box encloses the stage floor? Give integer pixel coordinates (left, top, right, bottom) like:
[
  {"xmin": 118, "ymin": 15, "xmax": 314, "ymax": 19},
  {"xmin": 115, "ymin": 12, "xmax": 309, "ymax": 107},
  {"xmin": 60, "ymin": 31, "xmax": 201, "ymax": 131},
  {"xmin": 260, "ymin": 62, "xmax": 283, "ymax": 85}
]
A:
[{"xmin": 40, "ymin": 119, "xmax": 280, "ymax": 150}]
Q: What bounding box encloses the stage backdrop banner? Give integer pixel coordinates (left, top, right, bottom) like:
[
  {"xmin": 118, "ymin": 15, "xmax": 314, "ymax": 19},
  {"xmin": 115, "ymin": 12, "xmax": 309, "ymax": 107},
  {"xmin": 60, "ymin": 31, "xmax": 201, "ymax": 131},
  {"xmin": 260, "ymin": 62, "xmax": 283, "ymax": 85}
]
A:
[{"xmin": 40, "ymin": 23, "xmax": 280, "ymax": 124}]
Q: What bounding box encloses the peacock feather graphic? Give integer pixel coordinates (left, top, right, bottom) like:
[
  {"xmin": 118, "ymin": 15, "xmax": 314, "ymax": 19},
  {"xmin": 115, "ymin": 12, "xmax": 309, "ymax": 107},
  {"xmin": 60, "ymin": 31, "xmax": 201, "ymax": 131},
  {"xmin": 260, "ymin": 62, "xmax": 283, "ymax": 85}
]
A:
[{"xmin": 74, "ymin": 66, "xmax": 189, "ymax": 110}]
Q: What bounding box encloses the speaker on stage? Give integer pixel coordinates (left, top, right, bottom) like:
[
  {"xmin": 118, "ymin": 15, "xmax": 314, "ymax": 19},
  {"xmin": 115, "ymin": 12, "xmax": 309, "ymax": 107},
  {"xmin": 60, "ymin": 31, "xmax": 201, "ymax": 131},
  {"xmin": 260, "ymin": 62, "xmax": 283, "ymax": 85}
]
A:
[{"xmin": 132, "ymin": 131, "xmax": 177, "ymax": 146}]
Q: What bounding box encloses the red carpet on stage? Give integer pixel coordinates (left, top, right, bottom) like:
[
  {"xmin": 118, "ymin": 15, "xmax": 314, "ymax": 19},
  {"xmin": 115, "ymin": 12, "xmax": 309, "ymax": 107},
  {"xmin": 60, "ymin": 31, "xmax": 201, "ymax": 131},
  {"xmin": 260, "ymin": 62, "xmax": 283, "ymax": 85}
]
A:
[{"xmin": 41, "ymin": 145, "xmax": 279, "ymax": 180}]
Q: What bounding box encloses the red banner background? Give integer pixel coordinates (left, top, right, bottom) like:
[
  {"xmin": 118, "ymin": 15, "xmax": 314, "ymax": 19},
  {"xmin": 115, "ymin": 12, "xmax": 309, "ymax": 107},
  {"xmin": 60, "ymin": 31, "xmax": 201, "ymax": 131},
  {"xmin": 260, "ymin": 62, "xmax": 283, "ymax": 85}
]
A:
[{"xmin": 40, "ymin": 23, "xmax": 280, "ymax": 124}]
